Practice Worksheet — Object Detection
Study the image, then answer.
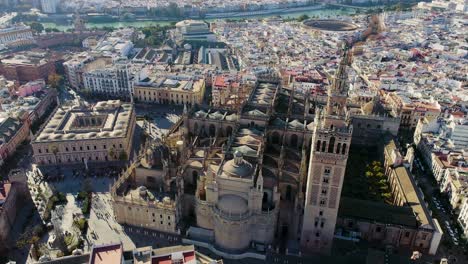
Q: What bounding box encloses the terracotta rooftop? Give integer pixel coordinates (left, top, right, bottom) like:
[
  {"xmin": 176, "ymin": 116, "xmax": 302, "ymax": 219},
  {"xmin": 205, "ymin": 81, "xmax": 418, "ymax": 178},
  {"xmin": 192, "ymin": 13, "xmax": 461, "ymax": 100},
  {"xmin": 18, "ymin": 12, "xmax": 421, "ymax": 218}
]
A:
[{"xmin": 89, "ymin": 243, "xmax": 123, "ymax": 264}]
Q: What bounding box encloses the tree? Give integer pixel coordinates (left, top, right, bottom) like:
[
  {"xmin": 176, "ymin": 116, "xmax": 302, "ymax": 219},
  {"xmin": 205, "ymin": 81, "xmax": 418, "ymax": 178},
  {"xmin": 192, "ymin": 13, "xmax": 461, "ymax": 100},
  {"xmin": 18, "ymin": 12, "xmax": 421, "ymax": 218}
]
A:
[
  {"xmin": 48, "ymin": 74, "xmax": 62, "ymax": 89},
  {"xmin": 297, "ymin": 14, "xmax": 310, "ymax": 22},
  {"xmin": 119, "ymin": 150, "xmax": 128, "ymax": 161},
  {"xmin": 108, "ymin": 147, "xmax": 116, "ymax": 159},
  {"xmin": 45, "ymin": 28, "xmax": 60, "ymax": 33},
  {"xmin": 29, "ymin": 22, "xmax": 44, "ymax": 34},
  {"xmin": 82, "ymin": 178, "xmax": 93, "ymax": 193}
]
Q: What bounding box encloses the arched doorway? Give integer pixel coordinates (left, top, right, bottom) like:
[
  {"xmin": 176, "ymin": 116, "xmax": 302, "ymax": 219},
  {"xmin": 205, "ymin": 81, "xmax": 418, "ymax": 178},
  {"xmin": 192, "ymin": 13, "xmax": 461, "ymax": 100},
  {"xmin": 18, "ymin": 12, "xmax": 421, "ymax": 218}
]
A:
[
  {"xmin": 286, "ymin": 185, "xmax": 292, "ymax": 201},
  {"xmin": 328, "ymin": 137, "xmax": 335, "ymax": 153},
  {"xmin": 263, "ymin": 192, "xmax": 268, "ymax": 204},
  {"xmin": 290, "ymin": 134, "xmax": 298, "ymax": 148},
  {"xmin": 226, "ymin": 126, "xmax": 233, "ymax": 137},
  {"xmin": 192, "ymin": 170, "xmax": 198, "ymax": 184},
  {"xmin": 193, "ymin": 122, "xmax": 199, "ymax": 134},
  {"xmin": 209, "ymin": 124, "xmax": 216, "ymax": 137},
  {"xmin": 272, "ymin": 131, "xmax": 280, "ymax": 144}
]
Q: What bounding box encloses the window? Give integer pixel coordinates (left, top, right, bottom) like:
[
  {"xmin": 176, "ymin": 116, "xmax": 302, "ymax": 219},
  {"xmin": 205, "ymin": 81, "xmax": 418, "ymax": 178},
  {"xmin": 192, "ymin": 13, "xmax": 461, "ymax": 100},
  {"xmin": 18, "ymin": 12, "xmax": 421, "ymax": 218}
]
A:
[
  {"xmin": 168, "ymin": 216, "xmax": 171, "ymax": 220},
  {"xmin": 314, "ymin": 217, "xmax": 319, "ymax": 227},
  {"xmin": 323, "ymin": 177, "xmax": 329, "ymax": 184},
  {"xmin": 328, "ymin": 137, "xmax": 335, "ymax": 153},
  {"xmin": 405, "ymin": 232, "xmax": 410, "ymax": 238},
  {"xmin": 160, "ymin": 214, "xmax": 163, "ymax": 218},
  {"xmin": 80, "ymin": 146, "xmax": 83, "ymax": 151},
  {"xmin": 38, "ymin": 148, "xmax": 42, "ymax": 153},
  {"xmin": 119, "ymin": 144, "xmax": 123, "ymax": 148},
  {"xmin": 94, "ymin": 146, "xmax": 97, "ymax": 150},
  {"xmin": 152, "ymin": 213, "xmax": 155, "ymax": 217},
  {"xmin": 321, "ymin": 188, "xmax": 327, "ymax": 195},
  {"xmin": 376, "ymin": 227, "xmax": 381, "ymax": 232},
  {"xmin": 319, "ymin": 198, "xmax": 326, "ymax": 206},
  {"xmin": 336, "ymin": 143, "xmax": 341, "ymax": 154},
  {"xmin": 103, "ymin": 145, "xmax": 107, "ymax": 149},
  {"xmin": 315, "ymin": 232, "xmax": 320, "ymax": 237},
  {"xmin": 421, "ymin": 234, "xmax": 427, "ymax": 240},
  {"xmin": 320, "ymin": 221, "xmax": 324, "ymax": 228},
  {"xmin": 160, "ymin": 221, "xmax": 163, "ymax": 225},
  {"xmin": 324, "ymin": 168, "xmax": 331, "ymax": 175},
  {"xmin": 319, "ymin": 211, "xmax": 323, "ymax": 216},
  {"xmin": 45, "ymin": 148, "xmax": 49, "ymax": 153},
  {"xmin": 87, "ymin": 146, "xmax": 90, "ymax": 150},
  {"xmin": 73, "ymin": 147, "xmax": 76, "ymax": 151}
]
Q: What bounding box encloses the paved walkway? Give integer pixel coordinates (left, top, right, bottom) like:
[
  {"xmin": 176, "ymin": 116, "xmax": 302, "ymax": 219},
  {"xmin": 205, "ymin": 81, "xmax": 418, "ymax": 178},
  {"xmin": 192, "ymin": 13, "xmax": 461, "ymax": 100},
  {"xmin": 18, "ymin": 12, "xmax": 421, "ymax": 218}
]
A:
[{"xmin": 85, "ymin": 193, "xmax": 135, "ymax": 251}]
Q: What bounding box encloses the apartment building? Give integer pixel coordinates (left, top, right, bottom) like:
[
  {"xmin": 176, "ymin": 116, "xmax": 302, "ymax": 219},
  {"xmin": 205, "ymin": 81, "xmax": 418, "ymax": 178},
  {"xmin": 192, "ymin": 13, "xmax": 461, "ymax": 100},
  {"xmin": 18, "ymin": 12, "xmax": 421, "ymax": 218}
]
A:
[
  {"xmin": 0, "ymin": 25, "xmax": 34, "ymax": 50},
  {"xmin": 63, "ymin": 52, "xmax": 94, "ymax": 90},
  {"xmin": 82, "ymin": 58, "xmax": 133, "ymax": 98}
]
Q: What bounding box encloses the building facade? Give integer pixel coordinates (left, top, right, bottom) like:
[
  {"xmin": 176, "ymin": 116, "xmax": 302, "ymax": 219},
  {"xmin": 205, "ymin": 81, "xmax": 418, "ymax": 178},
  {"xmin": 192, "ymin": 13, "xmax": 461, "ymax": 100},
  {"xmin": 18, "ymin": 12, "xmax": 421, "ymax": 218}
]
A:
[
  {"xmin": 112, "ymin": 142, "xmax": 182, "ymax": 234},
  {"xmin": 458, "ymin": 199, "xmax": 468, "ymax": 238},
  {"xmin": 63, "ymin": 52, "xmax": 94, "ymax": 90},
  {"xmin": 301, "ymin": 49, "xmax": 352, "ymax": 254},
  {"xmin": 32, "ymin": 100, "xmax": 135, "ymax": 165},
  {"xmin": 40, "ymin": 0, "xmax": 59, "ymax": 13},
  {"xmin": 134, "ymin": 78, "xmax": 205, "ymax": 106},
  {"xmin": 382, "ymin": 139, "xmax": 443, "ymax": 254},
  {"xmin": 0, "ymin": 25, "xmax": 34, "ymax": 50},
  {"xmin": 0, "ymin": 50, "xmax": 59, "ymax": 83},
  {"xmin": 82, "ymin": 58, "xmax": 133, "ymax": 98},
  {"xmin": 0, "ymin": 116, "xmax": 30, "ymax": 166}
]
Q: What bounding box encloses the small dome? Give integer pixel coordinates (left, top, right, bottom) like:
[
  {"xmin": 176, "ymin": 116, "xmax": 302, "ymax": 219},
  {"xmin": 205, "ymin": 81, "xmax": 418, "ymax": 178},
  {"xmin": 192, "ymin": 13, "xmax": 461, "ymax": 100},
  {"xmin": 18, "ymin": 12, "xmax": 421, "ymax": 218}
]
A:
[
  {"xmin": 218, "ymin": 195, "xmax": 248, "ymax": 215},
  {"xmin": 138, "ymin": 186, "xmax": 147, "ymax": 197},
  {"xmin": 362, "ymin": 100, "xmax": 375, "ymax": 115},
  {"xmin": 222, "ymin": 154, "xmax": 253, "ymax": 178},
  {"xmin": 146, "ymin": 148, "xmax": 154, "ymax": 156}
]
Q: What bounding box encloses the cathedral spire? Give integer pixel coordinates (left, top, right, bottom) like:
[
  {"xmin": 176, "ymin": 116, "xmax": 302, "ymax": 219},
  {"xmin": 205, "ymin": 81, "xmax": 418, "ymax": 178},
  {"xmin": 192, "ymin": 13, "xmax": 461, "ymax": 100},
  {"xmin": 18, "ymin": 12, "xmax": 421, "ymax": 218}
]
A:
[{"xmin": 326, "ymin": 44, "xmax": 351, "ymax": 117}]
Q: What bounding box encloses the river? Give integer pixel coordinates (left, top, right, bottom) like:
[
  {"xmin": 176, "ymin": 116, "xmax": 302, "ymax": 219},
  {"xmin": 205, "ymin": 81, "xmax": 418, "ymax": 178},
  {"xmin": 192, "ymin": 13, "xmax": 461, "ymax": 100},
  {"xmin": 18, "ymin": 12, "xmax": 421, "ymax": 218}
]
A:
[{"xmin": 40, "ymin": 7, "xmax": 357, "ymax": 31}]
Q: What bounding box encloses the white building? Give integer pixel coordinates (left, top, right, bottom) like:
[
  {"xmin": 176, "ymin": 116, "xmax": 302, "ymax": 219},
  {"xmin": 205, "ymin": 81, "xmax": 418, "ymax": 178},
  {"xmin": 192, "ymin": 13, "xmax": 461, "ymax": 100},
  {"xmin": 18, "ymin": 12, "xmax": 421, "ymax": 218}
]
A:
[
  {"xmin": 458, "ymin": 198, "xmax": 468, "ymax": 238},
  {"xmin": 83, "ymin": 58, "xmax": 133, "ymax": 97},
  {"xmin": 40, "ymin": 0, "xmax": 59, "ymax": 14},
  {"xmin": 174, "ymin": 20, "xmax": 216, "ymax": 42},
  {"xmin": 0, "ymin": 25, "xmax": 34, "ymax": 50},
  {"xmin": 63, "ymin": 52, "xmax": 94, "ymax": 90},
  {"xmin": 448, "ymin": 119, "xmax": 468, "ymax": 149}
]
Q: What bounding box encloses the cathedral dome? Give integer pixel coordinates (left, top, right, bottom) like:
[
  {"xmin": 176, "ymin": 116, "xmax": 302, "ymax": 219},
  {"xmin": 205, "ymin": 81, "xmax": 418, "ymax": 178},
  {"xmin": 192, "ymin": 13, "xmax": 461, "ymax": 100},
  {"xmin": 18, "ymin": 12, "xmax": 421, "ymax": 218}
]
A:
[
  {"xmin": 222, "ymin": 151, "xmax": 253, "ymax": 178},
  {"xmin": 218, "ymin": 194, "xmax": 248, "ymax": 215}
]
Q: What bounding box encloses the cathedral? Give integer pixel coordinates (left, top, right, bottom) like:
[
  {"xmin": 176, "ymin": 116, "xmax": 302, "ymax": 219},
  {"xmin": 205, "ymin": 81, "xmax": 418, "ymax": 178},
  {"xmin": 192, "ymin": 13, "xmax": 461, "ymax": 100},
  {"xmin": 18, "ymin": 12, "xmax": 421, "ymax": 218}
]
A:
[
  {"xmin": 112, "ymin": 44, "xmax": 405, "ymax": 255},
  {"xmin": 169, "ymin": 44, "xmax": 387, "ymax": 253}
]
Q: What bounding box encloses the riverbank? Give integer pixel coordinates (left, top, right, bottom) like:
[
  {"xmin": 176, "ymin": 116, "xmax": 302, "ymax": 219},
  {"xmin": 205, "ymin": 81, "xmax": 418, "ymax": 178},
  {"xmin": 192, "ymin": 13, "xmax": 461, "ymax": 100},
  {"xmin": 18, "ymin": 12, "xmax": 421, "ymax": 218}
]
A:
[{"xmin": 40, "ymin": 7, "xmax": 357, "ymax": 31}]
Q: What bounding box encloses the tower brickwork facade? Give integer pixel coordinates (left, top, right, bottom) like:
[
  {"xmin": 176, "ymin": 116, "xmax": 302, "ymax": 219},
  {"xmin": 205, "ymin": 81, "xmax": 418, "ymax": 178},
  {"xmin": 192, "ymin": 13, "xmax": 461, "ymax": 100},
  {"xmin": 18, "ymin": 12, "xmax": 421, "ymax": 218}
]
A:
[{"xmin": 300, "ymin": 46, "xmax": 353, "ymax": 254}]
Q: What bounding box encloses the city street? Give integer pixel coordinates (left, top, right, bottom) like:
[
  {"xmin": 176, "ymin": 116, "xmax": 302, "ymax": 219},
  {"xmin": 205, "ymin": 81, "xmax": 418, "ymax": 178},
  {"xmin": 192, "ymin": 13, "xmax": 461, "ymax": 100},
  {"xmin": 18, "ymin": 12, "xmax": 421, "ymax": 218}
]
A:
[{"xmin": 412, "ymin": 156, "xmax": 468, "ymax": 263}]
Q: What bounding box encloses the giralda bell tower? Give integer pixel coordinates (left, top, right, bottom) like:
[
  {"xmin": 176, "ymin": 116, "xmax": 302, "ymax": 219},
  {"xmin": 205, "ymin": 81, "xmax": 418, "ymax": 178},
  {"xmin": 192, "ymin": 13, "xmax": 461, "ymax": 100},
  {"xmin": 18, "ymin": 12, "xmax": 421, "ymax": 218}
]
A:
[{"xmin": 300, "ymin": 43, "xmax": 353, "ymax": 254}]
